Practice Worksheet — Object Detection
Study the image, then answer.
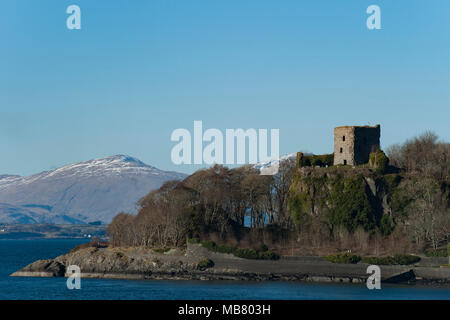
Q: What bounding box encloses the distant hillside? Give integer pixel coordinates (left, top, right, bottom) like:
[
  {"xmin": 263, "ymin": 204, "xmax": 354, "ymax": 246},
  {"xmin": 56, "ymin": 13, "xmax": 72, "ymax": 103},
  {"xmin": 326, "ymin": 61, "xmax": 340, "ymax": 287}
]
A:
[
  {"xmin": 0, "ymin": 203, "xmax": 85, "ymax": 224},
  {"xmin": 0, "ymin": 155, "xmax": 187, "ymax": 224}
]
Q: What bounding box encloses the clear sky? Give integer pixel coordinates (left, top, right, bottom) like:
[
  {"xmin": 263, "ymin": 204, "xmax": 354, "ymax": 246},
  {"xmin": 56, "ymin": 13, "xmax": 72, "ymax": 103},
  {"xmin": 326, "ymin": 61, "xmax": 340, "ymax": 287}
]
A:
[{"xmin": 1, "ymin": 0, "xmax": 449, "ymax": 176}]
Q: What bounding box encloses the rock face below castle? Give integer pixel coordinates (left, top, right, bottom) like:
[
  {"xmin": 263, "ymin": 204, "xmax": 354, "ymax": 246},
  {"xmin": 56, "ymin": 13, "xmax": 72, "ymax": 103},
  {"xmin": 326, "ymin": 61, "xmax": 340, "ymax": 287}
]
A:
[{"xmin": 333, "ymin": 125, "xmax": 380, "ymax": 166}]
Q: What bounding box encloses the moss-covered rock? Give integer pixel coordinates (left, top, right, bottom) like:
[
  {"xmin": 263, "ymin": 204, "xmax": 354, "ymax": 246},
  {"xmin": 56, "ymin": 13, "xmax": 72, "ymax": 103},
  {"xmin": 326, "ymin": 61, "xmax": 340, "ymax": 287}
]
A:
[
  {"xmin": 369, "ymin": 149, "xmax": 389, "ymax": 174},
  {"xmin": 329, "ymin": 174, "xmax": 376, "ymax": 232},
  {"xmin": 288, "ymin": 166, "xmax": 419, "ymax": 234}
]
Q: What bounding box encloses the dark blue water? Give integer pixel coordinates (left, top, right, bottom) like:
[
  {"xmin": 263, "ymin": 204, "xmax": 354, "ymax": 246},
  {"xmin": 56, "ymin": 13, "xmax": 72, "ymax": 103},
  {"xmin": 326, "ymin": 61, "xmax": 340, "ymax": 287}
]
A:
[{"xmin": 0, "ymin": 239, "xmax": 448, "ymax": 300}]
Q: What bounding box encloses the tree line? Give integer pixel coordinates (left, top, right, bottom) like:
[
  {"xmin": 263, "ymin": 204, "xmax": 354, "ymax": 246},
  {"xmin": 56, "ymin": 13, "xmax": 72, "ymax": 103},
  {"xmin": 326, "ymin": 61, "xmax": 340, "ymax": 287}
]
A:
[
  {"xmin": 107, "ymin": 159, "xmax": 296, "ymax": 248},
  {"xmin": 107, "ymin": 131, "xmax": 449, "ymax": 255}
]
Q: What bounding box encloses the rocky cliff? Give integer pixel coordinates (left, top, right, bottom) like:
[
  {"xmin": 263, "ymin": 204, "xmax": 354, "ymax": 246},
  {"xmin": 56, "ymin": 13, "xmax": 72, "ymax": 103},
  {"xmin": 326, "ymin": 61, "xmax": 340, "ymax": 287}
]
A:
[{"xmin": 288, "ymin": 166, "xmax": 408, "ymax": 234}]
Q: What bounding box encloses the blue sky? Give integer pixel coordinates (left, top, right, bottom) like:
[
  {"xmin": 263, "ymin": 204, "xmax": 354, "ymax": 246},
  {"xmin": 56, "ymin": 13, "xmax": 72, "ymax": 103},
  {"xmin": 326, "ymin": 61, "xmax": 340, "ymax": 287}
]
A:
[{"xmin": 1, "ymin": 0, "xmax": 449, "ymax": 175}]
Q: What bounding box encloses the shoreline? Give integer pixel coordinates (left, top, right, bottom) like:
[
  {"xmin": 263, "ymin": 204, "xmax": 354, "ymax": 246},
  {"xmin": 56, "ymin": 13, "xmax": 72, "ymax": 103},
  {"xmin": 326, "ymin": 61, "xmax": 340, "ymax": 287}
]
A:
[
  {"xmin": 11, "ymin": 244, "xmax": 450, "ymax": 286},
  {"xmin": 11, "ymin": 271, "xmax": 450, "ymax": 287}
]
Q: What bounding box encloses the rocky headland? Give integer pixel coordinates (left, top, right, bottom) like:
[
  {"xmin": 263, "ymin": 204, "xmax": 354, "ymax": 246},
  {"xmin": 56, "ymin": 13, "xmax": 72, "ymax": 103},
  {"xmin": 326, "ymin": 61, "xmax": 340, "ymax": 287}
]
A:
[{"xmin": 11, "ymin": 243, "xmax": 450, "ymax": 285}]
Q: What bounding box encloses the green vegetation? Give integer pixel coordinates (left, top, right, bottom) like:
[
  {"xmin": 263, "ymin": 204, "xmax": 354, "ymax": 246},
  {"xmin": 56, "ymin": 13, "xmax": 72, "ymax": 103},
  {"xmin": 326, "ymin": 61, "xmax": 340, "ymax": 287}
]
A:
[
  {"xmin": 324, "ymin": 253, "xmax": 421, "ymax": 265},
  {"xmin": 369, "ymin": 149, "xmax": 389, "ymax": 173},
  {"xmin": 379, "ymin": 215, "xmax": 395, "ymax": 236},
  {"xmin": 298, "ymin": 154, "xmax": 334, "ymax": 167},
  {"xmin": 201, "ymin": 240, "xmax": 235, "ymax": 254},
  {"xmin": 424, "ymin": 244, "xmax": 450, "ymax": 257},
  {"xmin": 186, "ymin": 237, "xmax": 201, "ymax": 244},
  {"xmin": 324, "ymin": 253, "xmax": 362, "ymax": 264},
  {"xmin": 106, "ymin": 131, "xmax": 448, "ymax": 259},
  {"xmin": 362, "ymin": 254, "xmax": 420, "ymax": 265},
  {"xmin": 424, "ymin": 249, "xmax": 448, "ymax": 257},
  {"xmin": 235, "ymin": 248, "xmax": 279, "ymax": 260},
  {"xmin": 289, "ymin": 191, "xmax": 312, "ymax": 226},
  {"xmin": 288, "ymin": 134, "xmax": 448, "ymax": 255},
  {"xmin": 200, "ymin": 240, "xmax": 280, "ymax": 260},
  {"xmin": 329, "ymin": 174, "xmax": 375, "ymax": 232},
  {"xmin": 197, "ymin": 258, "xmax": 214, "ymax": 270},
  {"xmin": 383, "ymin": 175, "xmax": 411, "ymax": 221},
  {"xmin": 153, "ymin": 248, "xmax": 171, "ymax": 253}
]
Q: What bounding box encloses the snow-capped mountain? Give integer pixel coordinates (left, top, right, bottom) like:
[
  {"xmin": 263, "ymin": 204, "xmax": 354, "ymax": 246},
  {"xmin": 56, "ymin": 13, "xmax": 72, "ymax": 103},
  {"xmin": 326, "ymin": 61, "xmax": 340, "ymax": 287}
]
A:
[
  {"xmin": 253, "ymin": 153, "xmax": 297, "ymax": 175},
  {"xmin": 0, "ymin": 155, "xmax": 187, "ymax": 224}
]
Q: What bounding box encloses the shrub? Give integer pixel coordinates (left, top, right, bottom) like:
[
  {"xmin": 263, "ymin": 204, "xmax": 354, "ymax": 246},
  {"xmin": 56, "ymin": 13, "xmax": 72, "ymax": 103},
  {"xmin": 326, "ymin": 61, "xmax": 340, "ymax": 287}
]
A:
[
  {"xmin": 329, "ymin": 175, "xmax": 376, "ymax": 232},
  {"xmin": 362, "ymin": 254, "xmax": 420, "ymax": 265},
  {"xmin": 200, "ymin": 241, "xmax": 279, "ymax": 260},
  {"xmin": 424, "ymin": 249, "xmax": 448, "ymax": 257},
  {"xmin": 258, "ymin": 251, "xmax": 280, "ymax": 260},
  {"xmin": 379, "ymin": 215, "xmax": 395, "ymax": 236},
  {"xmin": 324, "ymin": 253, "xmax": 361, "ymax": 264},
  {"xmin": 322, "ymin": 154, "xmax": 334, "ymax": 166},
  {"xmin": 299, "ymin": 157, "xmax": 311, "ymax": 167},
  {"xmin": 214, "ymin": 244, "xmax": 237, "ymax": 254},
  {"xmin": 383, "ymin": 174, "xmax": 402, "ymax": 190},
  {"xmin": 310, "ymin": 158, "xmax": 323, "ymax": 167},
  {"xmin": 153, "ymin": 248, "xmax": 171, "ymax": 253},
  {"xmin": 201, "ymin": 240, "xmax": 219, "ymax": 251},
  {"xmin": 200, "ymin": 240, "xmax": 236, "ymax": 255},
  {"xmin": 393, "ymin": 254, "xmax": 421, "ymax": 265},
  {"xmin": 361, "ymin": 256, "xmax": 396, "ymax": 265},
  {"xmin": 298, "ymin": 154, "xmax": 334, "ymax": 167},
  {"xmin": 234, "ymin": 248, "xmax": 280, "ymax": 260},
  {"xmin": 234, "ymin": 248, "xmax": 259, "ymax": 259},
  {"xmin": 186, "ymin": 237, "xmax": 200, "ymax": 244},
  {"xmin": 289, "ymin": 192, "xmax": 312, "ymax": 226},
  {"xmin": 369, "ymin": 149, "xmax": 389, "ymax": 174},
  {"xmin": 197, "ymin": 258, "xmax": 214, "ymax": 270}
]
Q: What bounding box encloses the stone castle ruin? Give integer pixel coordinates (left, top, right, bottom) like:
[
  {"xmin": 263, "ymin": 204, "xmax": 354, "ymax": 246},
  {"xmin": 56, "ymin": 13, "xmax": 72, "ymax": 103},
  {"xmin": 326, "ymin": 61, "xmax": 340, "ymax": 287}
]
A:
[
  {"xmin": 333, "ymin": 125, "xmax": 380, "ymax": 166},
  {"xmin": 296, "ymin": 124, "xmax": 382, "ymax": 168}
]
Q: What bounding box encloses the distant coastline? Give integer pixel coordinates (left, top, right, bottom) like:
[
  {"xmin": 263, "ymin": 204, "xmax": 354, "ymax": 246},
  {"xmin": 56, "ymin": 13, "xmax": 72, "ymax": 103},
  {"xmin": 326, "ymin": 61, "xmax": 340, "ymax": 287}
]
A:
[{"xmin": 0, "ymin": 223, "xmax": 106, "ymax": 240}]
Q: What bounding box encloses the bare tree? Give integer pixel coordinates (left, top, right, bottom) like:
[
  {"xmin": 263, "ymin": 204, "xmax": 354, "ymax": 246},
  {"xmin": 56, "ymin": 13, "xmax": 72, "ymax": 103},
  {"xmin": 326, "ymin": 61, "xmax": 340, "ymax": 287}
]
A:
[
  {"xmin": 272, "ymin": 158, "xmax": 296, "ymax": 228},
  {"xmin": 387, "ymin": 131, "xmax": 449, "ymax": 181},
  {"xmin": 107, "ymin": 212, "xmax": 135, "ymax": 246},
  {"xmin": 406, "ymin": 178, "xmax": 449, "ymax": 250}
]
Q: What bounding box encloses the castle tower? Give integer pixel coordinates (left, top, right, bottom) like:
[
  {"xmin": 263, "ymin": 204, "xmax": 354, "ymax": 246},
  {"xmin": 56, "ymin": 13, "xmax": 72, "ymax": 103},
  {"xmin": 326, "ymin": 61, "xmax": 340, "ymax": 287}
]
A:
[{"xmin": 333, "ymin": 125, "xmax": 380, "ymax": 166}]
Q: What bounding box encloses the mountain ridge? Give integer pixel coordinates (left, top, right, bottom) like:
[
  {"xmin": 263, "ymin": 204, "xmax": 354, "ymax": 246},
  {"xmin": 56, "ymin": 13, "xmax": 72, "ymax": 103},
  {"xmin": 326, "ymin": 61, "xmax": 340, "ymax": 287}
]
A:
[
  {"xmin": 0, "ymin": 153, "xmax": 299, "ymax": 224},
  {"xmin": 0, "ymin": 155, "xmax": 187, "ymax": 224}
]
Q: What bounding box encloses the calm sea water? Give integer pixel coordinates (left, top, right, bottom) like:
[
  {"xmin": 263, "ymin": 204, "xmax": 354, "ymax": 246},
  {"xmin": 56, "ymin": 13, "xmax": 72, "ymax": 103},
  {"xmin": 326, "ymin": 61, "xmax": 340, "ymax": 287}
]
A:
[{"xmin": 0, "ymin": 239, "xmax": 448, "ymax": 300}]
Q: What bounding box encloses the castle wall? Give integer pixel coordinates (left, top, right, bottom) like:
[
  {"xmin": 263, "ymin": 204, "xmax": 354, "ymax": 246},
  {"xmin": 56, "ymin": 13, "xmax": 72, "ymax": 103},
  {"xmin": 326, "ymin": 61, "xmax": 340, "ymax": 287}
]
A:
[
  {"xmin": 333, "ymin": 127, "xmax": 355, "ymax": 165},
  {"xmin": 353, "ymin": 126, "xmax": 380, "ymax": 164},
  {"xmin": 333, "ymin": 125, "xmax": 380, "ymax": 166}
]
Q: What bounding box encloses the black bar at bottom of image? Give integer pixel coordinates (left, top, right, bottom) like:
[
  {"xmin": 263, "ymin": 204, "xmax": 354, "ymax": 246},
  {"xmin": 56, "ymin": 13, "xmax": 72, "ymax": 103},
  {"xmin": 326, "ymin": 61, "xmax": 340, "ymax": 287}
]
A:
[{"xmin": 0, "ymin": 300, "xmax": 448, "ymax": 318}]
